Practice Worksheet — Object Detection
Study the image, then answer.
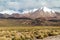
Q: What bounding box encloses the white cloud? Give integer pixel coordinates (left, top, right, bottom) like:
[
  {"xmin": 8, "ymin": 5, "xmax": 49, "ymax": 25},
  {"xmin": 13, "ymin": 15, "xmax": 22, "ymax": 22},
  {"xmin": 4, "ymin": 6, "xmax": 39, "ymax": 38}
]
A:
[
  {"xmin": 0, "ymin": 6, "xmax": 7, "ymax": 11},
  {"xmin": 0, "ymin": 0, "xmax": 60, "ymax": 12},
  {"xmin": 7, "ymin": 2, "xmax": 20, "ymax": 10}
]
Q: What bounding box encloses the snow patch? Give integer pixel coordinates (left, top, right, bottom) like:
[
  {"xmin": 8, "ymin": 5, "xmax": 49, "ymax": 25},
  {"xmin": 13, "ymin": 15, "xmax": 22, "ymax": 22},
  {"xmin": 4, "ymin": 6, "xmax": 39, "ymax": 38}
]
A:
[
  {"xmin": 0, "ymin": 10, "xmax": 20, "ymax": 15},
  {"xmin": 32, "ymin": 8, "xmax": 38, "ymax": 12},
  {"xmin": 22, "ymin": 10, "xmax": 31, "ymax": 13},
  {"xmin": 22, "ymin": 8, "xmax": 38, "ymax": 14},
  {"xmin": 41, "ymin": 7, "xmax": 55, "ymax": 13}
]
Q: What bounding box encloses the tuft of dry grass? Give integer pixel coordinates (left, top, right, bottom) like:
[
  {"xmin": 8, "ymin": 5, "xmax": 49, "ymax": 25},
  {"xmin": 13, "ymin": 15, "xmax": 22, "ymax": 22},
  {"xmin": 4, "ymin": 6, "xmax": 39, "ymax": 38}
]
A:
[{"xmin": 0, "ymin": 26, "xmax": 60, "ymax": 40}]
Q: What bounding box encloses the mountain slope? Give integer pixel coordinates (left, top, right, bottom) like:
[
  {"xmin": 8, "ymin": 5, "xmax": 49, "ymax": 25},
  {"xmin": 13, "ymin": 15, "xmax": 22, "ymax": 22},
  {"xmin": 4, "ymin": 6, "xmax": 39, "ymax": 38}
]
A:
[{"xmin": 30, "ymin": 7, "xmax": 56, "ymax": 19}]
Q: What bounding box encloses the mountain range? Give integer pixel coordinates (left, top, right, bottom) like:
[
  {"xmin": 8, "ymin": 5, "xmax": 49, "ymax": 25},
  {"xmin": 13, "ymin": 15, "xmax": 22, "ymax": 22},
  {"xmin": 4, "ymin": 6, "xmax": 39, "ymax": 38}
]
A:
[
  {"xmin": 0, "ymin": 7, "xmax": 60, "ymax": 20},
  {"xmin": 0, "ymin": 7, "xmax": 60, "ymax": 26}
]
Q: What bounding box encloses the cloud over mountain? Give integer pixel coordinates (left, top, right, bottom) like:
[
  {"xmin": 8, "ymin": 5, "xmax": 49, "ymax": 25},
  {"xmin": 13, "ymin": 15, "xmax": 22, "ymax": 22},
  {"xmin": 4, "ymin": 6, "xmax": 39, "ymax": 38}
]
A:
[{"xmin": 0, "ymin": 0, "xmax": 60, "ymax": 12}]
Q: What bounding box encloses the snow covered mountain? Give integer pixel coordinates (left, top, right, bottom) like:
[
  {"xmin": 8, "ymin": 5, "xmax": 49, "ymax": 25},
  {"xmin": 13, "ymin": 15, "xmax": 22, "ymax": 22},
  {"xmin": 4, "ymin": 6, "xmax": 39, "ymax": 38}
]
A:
[
  {"xmin": 0, "ymin": 7, "xmax": 56, "ymax": 14},
  {"xmin": 41, "ymin": 7, "xmax": 55, "ymax": 13},
  {"xmin": 0, "ymin": 10, "xmax": 20, "ymax": 15},
  {"xmin": 0, "ymin": 8, "xmax": 38, "ymax": 14},
  {"xmin": 28, "ymin": 7, "xmax": 57, "ymax": 19},
  {"xmin": 0, "ymin": 7, "xmax": 60, "ymax": 20}
]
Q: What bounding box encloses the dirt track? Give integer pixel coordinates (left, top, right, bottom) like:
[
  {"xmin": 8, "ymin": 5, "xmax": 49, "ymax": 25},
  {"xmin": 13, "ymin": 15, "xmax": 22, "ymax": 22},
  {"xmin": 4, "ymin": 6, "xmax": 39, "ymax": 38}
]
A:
[{"xmin": 36, "ymin": 35, "xmax": 60, "ymax": 40}]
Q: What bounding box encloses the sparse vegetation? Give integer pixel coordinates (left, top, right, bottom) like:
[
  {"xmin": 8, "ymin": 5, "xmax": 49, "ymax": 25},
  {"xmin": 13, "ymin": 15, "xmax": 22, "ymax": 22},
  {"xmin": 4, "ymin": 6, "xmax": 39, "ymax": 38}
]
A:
[
  {"xmin": 0, "ymin": 26, "xmax": 60, "ymax": 40},
  {"xmin": 0, "ymin": 19, "xmax": 60, "ymax": 40},
  {"xmin": 0, "ymin": 19, "xmax": 60, "ymax": 27}
]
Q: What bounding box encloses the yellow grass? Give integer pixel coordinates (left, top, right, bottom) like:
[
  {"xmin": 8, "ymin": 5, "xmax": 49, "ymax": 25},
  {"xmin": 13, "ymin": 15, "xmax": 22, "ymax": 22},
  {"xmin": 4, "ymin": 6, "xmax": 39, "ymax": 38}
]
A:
[
  {"xmin": 0, "ymin": 26, "xmax": 60, "ymax": 31},
  {"xmin": 0, "ymin": 26, "xmax": 60, "ymax": 40}
]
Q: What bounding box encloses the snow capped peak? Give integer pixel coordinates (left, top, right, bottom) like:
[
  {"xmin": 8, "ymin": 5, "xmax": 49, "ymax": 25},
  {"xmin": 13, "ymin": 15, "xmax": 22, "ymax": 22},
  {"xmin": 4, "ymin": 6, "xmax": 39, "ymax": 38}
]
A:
[
  {"xmin": 0, "ymin": 7, "xmax": 55, "ymax": 15},
  {"xmin": 43, "ymin": 7, "xmax": 52, "ymax": 12},
  {"xmin": 0, "ymin": 10, "xmax": 20, "ymax": 15},
  {"xmin": 41, "ymin": 7, "xmax": 55, "ymax": 13}
]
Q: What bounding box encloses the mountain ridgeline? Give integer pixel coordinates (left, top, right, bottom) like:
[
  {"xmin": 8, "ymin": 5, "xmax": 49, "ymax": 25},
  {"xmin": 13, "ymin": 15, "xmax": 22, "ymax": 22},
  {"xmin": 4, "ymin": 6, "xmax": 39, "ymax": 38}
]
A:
[{"xmin": 0, "ymin": 7, "xmax": 60, "ymax": 26}]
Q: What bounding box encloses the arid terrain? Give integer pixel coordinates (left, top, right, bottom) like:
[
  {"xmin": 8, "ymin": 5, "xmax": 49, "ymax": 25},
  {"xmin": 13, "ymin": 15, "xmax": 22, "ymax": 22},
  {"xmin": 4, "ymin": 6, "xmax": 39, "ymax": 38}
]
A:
[
  {"xmin": 0, "ymin": 0, "xmax": 60, "ymax": 40},
  {"xmin": 0, "ymin": 26, "xmax": 60, "ymax": 40}
]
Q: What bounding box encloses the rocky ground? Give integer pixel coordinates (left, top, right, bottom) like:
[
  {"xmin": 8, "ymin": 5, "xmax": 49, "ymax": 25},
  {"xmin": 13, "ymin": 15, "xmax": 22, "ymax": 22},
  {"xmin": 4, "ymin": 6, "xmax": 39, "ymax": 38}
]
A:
[{"xmin": 36, "ymin": 35, "xmax": 60, "ymax": 40}]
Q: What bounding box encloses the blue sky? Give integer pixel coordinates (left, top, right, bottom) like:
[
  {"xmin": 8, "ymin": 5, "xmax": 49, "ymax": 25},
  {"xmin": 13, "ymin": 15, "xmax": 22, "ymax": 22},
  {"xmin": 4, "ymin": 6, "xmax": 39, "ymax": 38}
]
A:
[{"xmin": 0, "ymin": 0, "xmax": 60, "ymax": 12}]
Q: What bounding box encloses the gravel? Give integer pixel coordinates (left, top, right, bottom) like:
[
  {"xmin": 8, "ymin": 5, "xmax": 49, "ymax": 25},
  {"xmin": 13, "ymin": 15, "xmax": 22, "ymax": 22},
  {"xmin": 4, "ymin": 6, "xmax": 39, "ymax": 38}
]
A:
[{"xmin": 35, "ymin": 35, "xmax": 60, "ymax": 40}]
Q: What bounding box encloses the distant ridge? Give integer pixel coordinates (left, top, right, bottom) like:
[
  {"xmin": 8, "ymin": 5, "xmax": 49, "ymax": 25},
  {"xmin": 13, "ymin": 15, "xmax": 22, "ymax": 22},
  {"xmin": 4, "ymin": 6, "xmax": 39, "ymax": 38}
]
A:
[{"xmin": 0, "ymin": 7, "xmax": 60, "ymax": 20}]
